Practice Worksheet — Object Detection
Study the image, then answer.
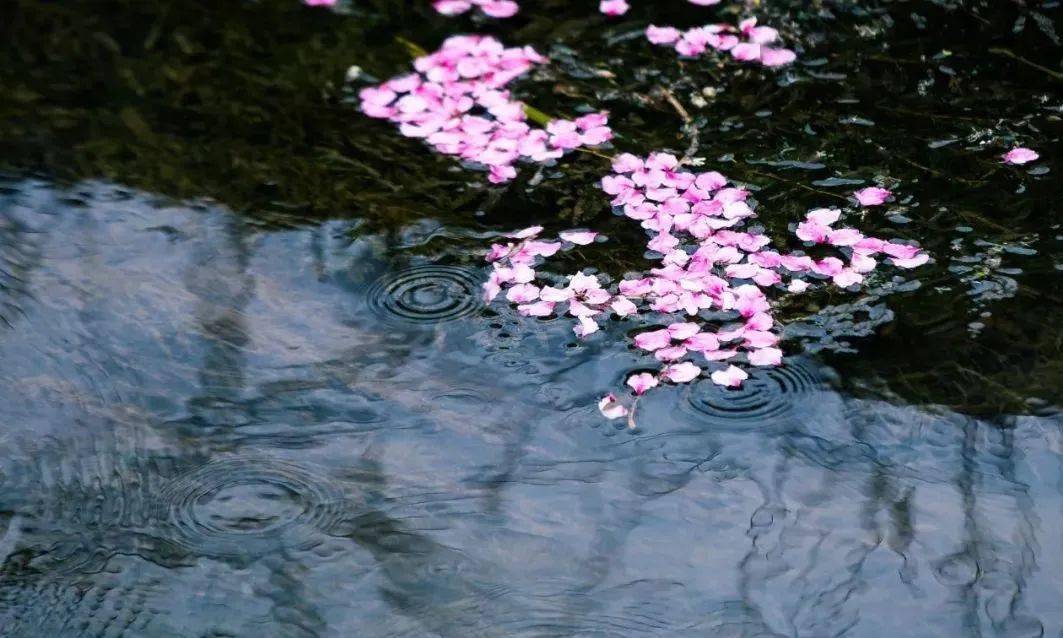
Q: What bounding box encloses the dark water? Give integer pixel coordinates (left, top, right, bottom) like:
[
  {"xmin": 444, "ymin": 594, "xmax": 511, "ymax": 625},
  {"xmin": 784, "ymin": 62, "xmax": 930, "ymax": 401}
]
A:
[{"xmin": 1, "ymin": 0, "xmax": 1062, "ymax": 636}]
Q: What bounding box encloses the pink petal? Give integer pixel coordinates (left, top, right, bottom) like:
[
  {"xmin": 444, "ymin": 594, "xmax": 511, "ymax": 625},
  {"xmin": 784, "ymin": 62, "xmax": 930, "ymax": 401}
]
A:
[
  {"xmin": 853, "ymin": 187, "xmax": 892, "ymax": 207},
  {"xmin": 517, "ymin": 300, "xmax": 555, "ymax": 317},
  {"xmin": 505, "ymin": 283, "xmax": 540, "ymax": 303},
  {"xmin": 662, "ymin": 361, "xmax": 702, "ymax": 383},
  {"xmin": 731, "ymin": 42, "xmax": 762, "ymax": 62},
  {"xmin": 481, "ymin": 1, "xmax": 519, "ymax": 18},
  {"xmin": 611, "ymin": 153, "xmax": 644, "ymax": 173},
  {"xmin": 599, "ymin": 0, "xmax": 630, "ymax": 15},
  {"xmin": 559, "ymin": 230, "xmax": 599, "ymax": 245},
  {"xmin": 806, "ymin": 208, "xmax": 841, "ymax": 226},
  {"xmin": 1002, "ymin": 147, "xmax": 1038, "ymax": 165},
  {"xmin": 525, "ymin": 241, "xmax": 561, "ymax": 257},
  {"xmin": 627, "ymin": 372, "xmax": 659, "ymax": 395},
  {"xmin": 710, "ymin": 365, "xmax": 748, "ymax": 387},
  {"xmin": 745, "ymin": 312, "xmax": 774, "ymax": 331},
  {"xmin": 759, "ymin": 47, "xmax": 796, "ymax": 67},
  {"xmin": 704, "ymin": 349, "xmax": 739, "ymax": 361},
  {"xmin": 539, "ymin": 286, "xmax": 574, "ymax": 303},
  {"xmin": 511, "ymin": 264, "xmax": 536, "ymax": 283},
  {"xmin": 483, "ymin": 279, "xmax": 502, "ymax": 302},
  {"xmin": 574, "ymin": 316, "xmax": 600, "ymax": 337},
  {"xmin": 488, "ymin": 165, "xmax": 517, "ymax": 183},
  {"xmin": 880, "ymin": 243, "xmax": 921, "ymax": 260},
  {"xmin": 634, "ymin": 329, "xmax": 673, "ymax": 351},
  {"xmin": 890, "ymin": 253, "xmax": 930, "ymax": 269},
  {"xmin": 432, "ymin": 0, "xmax": 471, "ymax": 14},
  {"xmin": 567, "ymin": 300, "xmax": 599, "ymax": 317},
  {"xmin": 655, "ymin": 345, "xmax": 689, "ymax": 362},
  {"xmin": 568, "ymin": 272, "xmax": 601, "ymax": 292},
  {"xmin": 611, "ymin": 296, "xmax": 638, "ymax": 317},
  {"xmin": 832, "ymin": 269, "xmax": 864, "ymax": 288},
  {"xmin": 748, "ymin": 347, "xmax": 783, "ymax": 367},
  {"xmin": 646, "ymin": 25, "xmax": 682, "ymax": 45},
  {"xmin": 812, "ymin": 257, "xmax": 845, "ymax": 277},
  {"xmin": 743, "ymin": 330, "xmax": 779, "ymax": 348},
  {"xmin": 827, "ymin": 228, "xmax": 863, "ymax": 247},
  {"xmin": 684, "ymin": 332, "xmax": 720, "ymax": 352},
  {"xmin": 598, "ymin": 393, "xmax": 629, "ymax": 419},
  {"xmin": 667, "ymin": 322, "xmax": 701, "ymax": 340},
  {"xmin": 507, "ymin": 226, "xmax": 543, "ymax": 239}
]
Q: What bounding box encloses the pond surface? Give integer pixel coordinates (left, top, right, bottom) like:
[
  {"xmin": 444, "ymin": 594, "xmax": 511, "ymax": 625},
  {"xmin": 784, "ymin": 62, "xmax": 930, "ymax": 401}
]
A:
[{"xmin": 1, "ymin": 0, "xmax": 1061, "ymax": 636}]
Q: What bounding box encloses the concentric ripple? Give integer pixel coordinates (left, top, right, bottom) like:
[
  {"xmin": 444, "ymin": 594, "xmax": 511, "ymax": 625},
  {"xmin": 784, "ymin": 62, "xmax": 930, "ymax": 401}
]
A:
[
  {"xmin": 366, "ymin": 265, "xmax": 483, "ymax": 324},
  {"xmin": 681, "ymin": 357, "xmax": 829, "ymax": 428},
  {"xmin": 156, "ymin": 457, "xmax": 350, "ymax": 559}
]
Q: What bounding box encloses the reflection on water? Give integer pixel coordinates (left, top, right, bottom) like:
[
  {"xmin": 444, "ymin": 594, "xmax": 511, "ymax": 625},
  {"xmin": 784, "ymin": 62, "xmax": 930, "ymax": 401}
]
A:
[
  {"xmin": 366, "ymin": 264, "xmax": 484, "ymax": 325},
  {"xmin": 0, "ymin": 179, "xmax": 1060, "ymax": 636}
]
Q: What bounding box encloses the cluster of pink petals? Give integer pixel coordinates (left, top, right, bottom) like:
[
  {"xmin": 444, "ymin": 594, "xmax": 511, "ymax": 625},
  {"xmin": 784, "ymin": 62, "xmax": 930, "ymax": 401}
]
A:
[
  {"xmin": 1002, "ymin": 147, "xmax": 1039, "ymax": 165},
  {"xmin": 485, "ymin": 152, "xmax": 930, "ymax": 421},
  {"xmin": 484, "ymin": 226, "xmax": 625, "ymax": 338},
  {"xmin": 304, "ymin": 0, "xmax": 337, "ymax": 5},
  {"xmin": 433, "ymin": 0, "xmax": 519, "ymax": 18},
  {"xmin": 358, "ymin": 35, "xmax": 613, "ymax": 183},
  {"xmin": 645, "ymin": 18, "xmax": 796, "ymax": 67}
]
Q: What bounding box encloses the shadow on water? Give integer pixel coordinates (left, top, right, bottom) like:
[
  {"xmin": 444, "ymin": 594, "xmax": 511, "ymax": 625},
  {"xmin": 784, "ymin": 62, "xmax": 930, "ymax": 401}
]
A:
[{"xmin": 0, "ymin": 0, "xmax": 1062, "ymax": 635}]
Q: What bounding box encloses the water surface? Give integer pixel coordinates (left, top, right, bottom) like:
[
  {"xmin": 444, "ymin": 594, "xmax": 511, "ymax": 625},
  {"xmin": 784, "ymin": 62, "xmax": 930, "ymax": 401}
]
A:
[{"xmin": 1, "ymin": 0, "xmax": 1062, "ymax": 635}]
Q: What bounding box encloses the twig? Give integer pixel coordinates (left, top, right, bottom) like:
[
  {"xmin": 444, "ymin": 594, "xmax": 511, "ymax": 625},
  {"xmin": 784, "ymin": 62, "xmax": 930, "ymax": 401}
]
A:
[
  {"xmin": 988, "ymin": 47, "xmax": 1063, "ymax": 82},
  {"xmin": 659, "ymin": 88, "xmax": 701, "ymax": 163},
  {"xmin": 740, "ymin": 168, "xmax": 849, "ymax": 202},
  {"xmin": 661, "ymin": 87, "xmax": 691, "ymax": 123},
  {"xmin": 627, "ymin": 397, "xmax": 640, "ymax": 430}
]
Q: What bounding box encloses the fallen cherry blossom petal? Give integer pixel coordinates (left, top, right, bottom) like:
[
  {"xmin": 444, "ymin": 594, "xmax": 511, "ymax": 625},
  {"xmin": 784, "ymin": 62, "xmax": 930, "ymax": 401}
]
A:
[
  {"xmin": 748, "ymin": 347, "xmax": 783, "ymax": 366},
  {"xmin": 711, "ymin": 365, "xmax": 749, "ymax": 387},
  {"xmin": 890, "ymin": 253, "xmax": 930, "ymax": 268},
  {"xmin": 517, "ymin": 300, "xmax": 555, "ymax": 317},
  {"xmin": 627, "ymin": 372, "xmax": 659, "ymax": 395},
  {"xmin": 1002, "ymin": 147, "xmax": 1039, "ymax": 165},
  {"xmin": 598, "ymin": 393, "xmax": 629, "ymax": 419},
  {"xmin": 634, "ymin": 329, "xmax": 673, "ymax": 351},
  {"xmin": 667, "ymin": 322, "xmax": 701, "ymax": 340},
  {"xmin": 646, "ymin": 25, "xmax": 682, "ymax": 45},
  {"xmin": 559, "ymin": 230, "xmax": 599, "ymax": 245},
  {"xmin": 574, "ymin": 316, "xmax": 600, "ymax": 337},
  {"xmin": 853, "ymin": 187, "xmax": 892, "ymax": 207},
  {"xmin": 507, "ymin": 226, "xmax": 543, "ymax": 239},
  {"xmin": 505, "ymin": 283, "xmax": 540, "ymax": 303},
  {"xmin": 663, "ymin": 361, "xmax": 702, "ymax": 383}
]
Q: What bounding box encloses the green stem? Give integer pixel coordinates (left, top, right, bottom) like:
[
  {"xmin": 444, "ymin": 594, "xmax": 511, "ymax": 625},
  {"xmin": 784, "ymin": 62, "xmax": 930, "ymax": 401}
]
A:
[
  {"xmin": 394, "ymin": 35, "xmax": 428, "ymax": 59},
  {"xmin": 522, "ymin": 103, "xmax": 554, "ymax": 126}
]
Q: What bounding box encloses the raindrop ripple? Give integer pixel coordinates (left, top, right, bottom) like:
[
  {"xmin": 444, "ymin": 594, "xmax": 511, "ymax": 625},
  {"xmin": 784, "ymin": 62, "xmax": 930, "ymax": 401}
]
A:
[{"xmin": 366, "ymin": 264, "xmax": 483, "ymax": 324}]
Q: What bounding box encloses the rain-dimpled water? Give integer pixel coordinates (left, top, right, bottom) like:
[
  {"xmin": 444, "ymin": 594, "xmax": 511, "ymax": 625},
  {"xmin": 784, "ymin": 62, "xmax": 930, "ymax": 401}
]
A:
[{"xmin": 0, "ymin": 0, "xmax": 1061, "ymax": 636}]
